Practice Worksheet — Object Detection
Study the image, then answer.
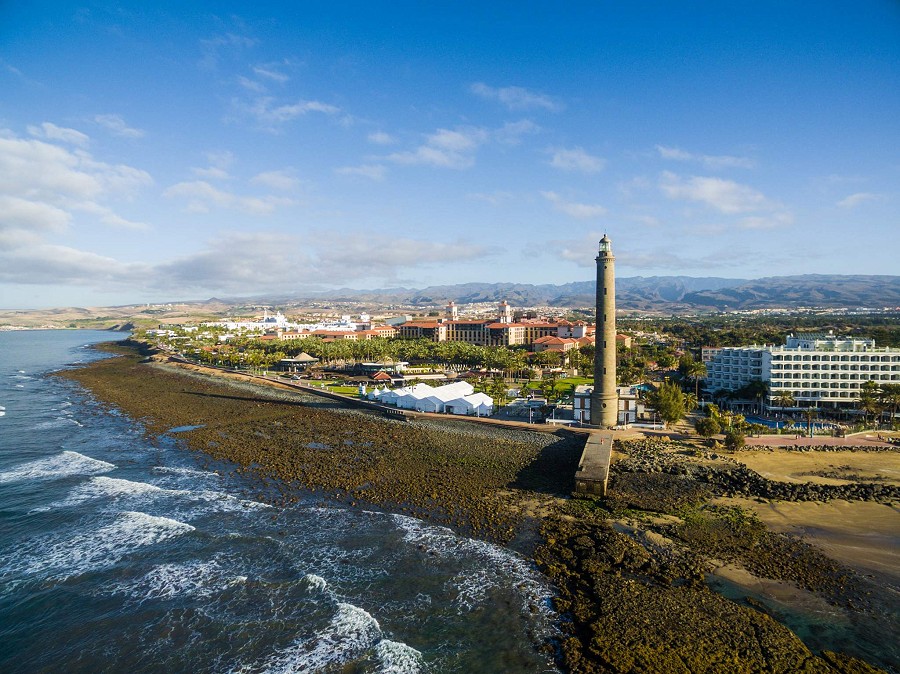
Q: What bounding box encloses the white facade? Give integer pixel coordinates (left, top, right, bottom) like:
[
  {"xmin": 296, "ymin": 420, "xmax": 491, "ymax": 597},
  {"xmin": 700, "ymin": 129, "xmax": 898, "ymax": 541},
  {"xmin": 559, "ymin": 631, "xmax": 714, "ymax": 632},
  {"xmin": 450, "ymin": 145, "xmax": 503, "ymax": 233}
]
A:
[
  {"xmin": 574, "ymin": 385, "xmax": 642, "ymax": 425},
  {"xmin": 705, "ymin": 333, "xmax": 900, "ymax": 408}
]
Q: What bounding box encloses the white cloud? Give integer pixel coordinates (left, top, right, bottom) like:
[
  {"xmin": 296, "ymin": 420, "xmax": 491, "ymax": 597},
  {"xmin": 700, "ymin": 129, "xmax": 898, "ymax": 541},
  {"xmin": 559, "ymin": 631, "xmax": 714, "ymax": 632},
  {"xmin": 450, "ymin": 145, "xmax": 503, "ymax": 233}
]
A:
[
  {"xmin": 335, "ymin": 164, "xmax": 386, "ymax": 181},
  {"xmin": 199, "ymin": 32, "xmax": 257, "ymax": 71},
  {"xmin": 73, "ymin": 201, "xmax": 147, "ymax": 230},
  {"xmin": 237, "ymin": 75, "xmax": 266, "ymax": 93},
  {"xmin": 659, "ymin": 171, "xmax": 770, "ymax": 214},
  {"xmin": 191, "ymin": 166, "xmax": 231, "ymax": 180},
  {"xmin": 367, "ymin": 131, "xmax": 395, "ymax": 145},
  {"xmin": 529, "ymin": 232, "xmax": 741, "ymax": 271},
  {"xmin": 541, "ymin": 191, "xmax": 607, "ymax": 219},
  {"xmin": 549, "ymin": 147, "xmax": 605, "ymax": 173},
  {"xmin": 837, "ymin": 192, "xmax": 880, "ymax": 208},
  {"xmin": 251, "ymin": 170, "xmax": 300, "ymax": 191},
  {"xmin": 0, "ymin": 244, "xmax": 147, "ymax": 286},
  {"xmin": 252, "ymin": 65, "xmax": 289, "ymax": 83},
  {"xmin": 0, "ymin": 231, "xmax": 491, "ymax": 293},
  {"xmin": 94, "ymin": 114, "xmax": 145, "ymax": 138},
  {"xmin": 163, "ymin": 180, "xmax": 294, "ymax": 214},
  {"xmin": 470, "ymin": 82, "xmax": 562, "ymax": 111},
  {"xmin": 386, "ymin": 126, "xmax": 488, "ymax": 170},
  {"xmin": 0, "ymin": 195, "xmax": 71, "ymax": 235},
  {"xmin": 191, "ymin": 151, "xmax": 234, "ymax": 180},
  {"xmin": 495, "ymin": 119, "xmax": 540, "ymax": 145},
  {"xmin": 312, "ymin": 233, "xmax": 493, "ymax": 278},
  {"xmin": 237, "ymin": 96, "xmax": 340, "ymax": 130},
  {"xmin": 467, "ymin": 191, "xmax": 513, "ymax": 205},
  {"xmin": 0, "ymin": 132, "xmax": 151, "ymax": 239},
  {"xmin": 656, "ymin": 145, "xmax": 754, "ymax": 169},
  {"xmin": 738, "ymin": 213, "xmax": 794, "ymax": 230},
  {"xmin": 27, "ymin": 122, "xmax": 90, "ymax": 147},
  {"xmin": 428, "ymin": 128, "xmax": 488, "ymax": 152}
]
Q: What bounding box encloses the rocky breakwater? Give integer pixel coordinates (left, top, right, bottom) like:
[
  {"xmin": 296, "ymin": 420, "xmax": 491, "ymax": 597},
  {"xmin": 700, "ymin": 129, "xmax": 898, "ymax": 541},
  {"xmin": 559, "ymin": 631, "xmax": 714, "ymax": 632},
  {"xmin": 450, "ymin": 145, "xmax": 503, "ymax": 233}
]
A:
[
  {"xmin": 533, "ymin": 438, "xmax": 894, "ymax": 673},
  {"xmin": 614, "ymin": 439, "xmax": 899, "ymax": 503}
]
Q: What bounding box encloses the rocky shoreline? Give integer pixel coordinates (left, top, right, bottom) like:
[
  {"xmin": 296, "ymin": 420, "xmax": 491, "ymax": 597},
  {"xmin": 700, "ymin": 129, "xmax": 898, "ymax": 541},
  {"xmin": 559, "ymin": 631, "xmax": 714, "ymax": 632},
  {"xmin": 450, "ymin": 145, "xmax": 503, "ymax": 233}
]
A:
[{"xmin": 57, "ymin": 341, "xmax": 896, "ymax": 673}]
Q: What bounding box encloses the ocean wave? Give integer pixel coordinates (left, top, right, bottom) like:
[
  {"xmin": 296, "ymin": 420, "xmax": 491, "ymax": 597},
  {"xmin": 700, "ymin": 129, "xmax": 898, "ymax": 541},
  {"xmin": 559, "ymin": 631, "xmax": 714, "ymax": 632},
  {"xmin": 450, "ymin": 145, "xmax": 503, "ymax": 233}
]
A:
[
  {"xmin": 3, "ymin": 511, "xmax": 195, "ymax": 581},
  {"xmin": 114, "ymin": 558, "xmax": 248, "ymax": 602},
  {"xmin": 151, "ymin": 465, "xmax": 216, "ymax": 479},
  {"xmin": 40, "ymin": 476, "xmax": 270, "ymax": 517},
  {"xmin": 375, "ymin": 640, "xmax": 424, "ymax": 674},
  {"xmin": 251, "ymin": 602, "xmax": 383, "ymax": 674},
  {"xmin": 303, "ymin": 573, "xmax": 328, "ymax": 593},
  {"xmin": 392, "ymin": 514, "xmax": 554, "ymax": 618},
  {"xmin": 0, "ymin": 450, "xmax": 115, "ymax": 484}
]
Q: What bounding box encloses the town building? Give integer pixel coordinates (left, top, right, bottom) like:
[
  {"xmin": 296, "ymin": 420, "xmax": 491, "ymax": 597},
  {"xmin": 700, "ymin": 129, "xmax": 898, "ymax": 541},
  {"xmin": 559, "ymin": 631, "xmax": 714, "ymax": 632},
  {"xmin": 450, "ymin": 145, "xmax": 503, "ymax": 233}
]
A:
[
  {"xmin": 574, "ymin": 384, "xmax": 645, "ymax": 426},
  {"xmin": 704, "ymin": 332, "xmax": 900, "ymax": 410}
]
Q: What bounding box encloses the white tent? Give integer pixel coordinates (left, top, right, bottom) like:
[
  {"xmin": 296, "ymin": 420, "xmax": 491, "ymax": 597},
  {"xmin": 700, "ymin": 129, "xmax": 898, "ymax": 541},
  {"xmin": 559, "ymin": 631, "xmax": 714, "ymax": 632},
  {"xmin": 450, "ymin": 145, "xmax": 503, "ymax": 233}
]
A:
[
  {"xmin": 412, "ymin": 381, "xmax": 477, "ymax": 413},
  {"xmin": 395, "ymin": 383, "xmax": 435, "ymax": 409},
  {"xmin": 367, "ymin": 385, "xmax": 389, "ymax": 401},
  {"xmin": 445, "ymin": 392, "xmax": 494, "ymax": 416},
  {"xmin": 416, "ymin": 395, "xmax": 446, "ymax": 413}
]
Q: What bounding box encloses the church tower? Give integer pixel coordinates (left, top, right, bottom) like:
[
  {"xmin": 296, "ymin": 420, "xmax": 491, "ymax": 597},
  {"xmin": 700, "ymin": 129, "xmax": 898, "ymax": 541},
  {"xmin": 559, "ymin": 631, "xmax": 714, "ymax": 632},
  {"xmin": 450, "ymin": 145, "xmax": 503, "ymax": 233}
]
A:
[{"xmin": 591, "ymin": 235, "xmax": 618, "ymax": 427}]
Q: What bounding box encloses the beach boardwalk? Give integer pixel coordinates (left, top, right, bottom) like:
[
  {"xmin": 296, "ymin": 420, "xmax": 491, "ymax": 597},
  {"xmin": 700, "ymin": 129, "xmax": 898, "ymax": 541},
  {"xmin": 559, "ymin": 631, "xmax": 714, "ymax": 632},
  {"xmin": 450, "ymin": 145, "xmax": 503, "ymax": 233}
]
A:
[{"xmin": 574, "ymin": 431, "xmax": 613, "ymax": 497}]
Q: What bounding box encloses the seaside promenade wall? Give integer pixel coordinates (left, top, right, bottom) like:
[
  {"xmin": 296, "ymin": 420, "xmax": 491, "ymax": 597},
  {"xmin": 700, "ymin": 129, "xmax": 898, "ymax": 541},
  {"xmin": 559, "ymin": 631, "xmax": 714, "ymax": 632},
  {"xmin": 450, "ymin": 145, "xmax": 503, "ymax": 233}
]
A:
[{"xmin": 164, "ymin": 354, "xmax": 588, "ymax": 436}]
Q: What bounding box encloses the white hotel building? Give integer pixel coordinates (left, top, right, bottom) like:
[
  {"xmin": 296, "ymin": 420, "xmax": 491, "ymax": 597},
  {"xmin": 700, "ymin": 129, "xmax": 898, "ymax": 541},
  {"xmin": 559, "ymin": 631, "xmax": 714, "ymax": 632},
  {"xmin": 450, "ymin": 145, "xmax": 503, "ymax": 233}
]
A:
[{"xmin": 705, "ymin": 333, "xmax": 900, "ymax": 410}]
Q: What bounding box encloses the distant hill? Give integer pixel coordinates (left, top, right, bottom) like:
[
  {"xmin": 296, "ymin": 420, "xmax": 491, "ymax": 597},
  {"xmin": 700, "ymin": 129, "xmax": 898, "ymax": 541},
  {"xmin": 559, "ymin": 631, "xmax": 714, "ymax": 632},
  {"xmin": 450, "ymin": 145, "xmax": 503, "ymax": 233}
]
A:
[
  {"xmin": 3, "ymin": 275, "xmax": 897, "ymax": 329},
  {"xmin": 281, "ymin": 274, "xmax": 900, "ymax": 311}
]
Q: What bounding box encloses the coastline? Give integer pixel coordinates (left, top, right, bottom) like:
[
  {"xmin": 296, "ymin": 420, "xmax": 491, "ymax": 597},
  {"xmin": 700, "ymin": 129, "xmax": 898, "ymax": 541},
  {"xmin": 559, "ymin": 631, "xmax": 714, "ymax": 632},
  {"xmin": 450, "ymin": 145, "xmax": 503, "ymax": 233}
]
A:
[{"xmin": 57, "ymin": 340, "xmax": 897, "ymax": 673}]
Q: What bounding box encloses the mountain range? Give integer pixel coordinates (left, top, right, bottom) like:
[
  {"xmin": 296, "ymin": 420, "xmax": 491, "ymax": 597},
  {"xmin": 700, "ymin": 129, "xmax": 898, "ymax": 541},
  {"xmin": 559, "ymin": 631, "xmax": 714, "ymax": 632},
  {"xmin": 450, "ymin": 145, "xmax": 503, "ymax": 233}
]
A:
[{"xmin": 276, "ymin": 274, "xmax": 900, "ymax": 312}]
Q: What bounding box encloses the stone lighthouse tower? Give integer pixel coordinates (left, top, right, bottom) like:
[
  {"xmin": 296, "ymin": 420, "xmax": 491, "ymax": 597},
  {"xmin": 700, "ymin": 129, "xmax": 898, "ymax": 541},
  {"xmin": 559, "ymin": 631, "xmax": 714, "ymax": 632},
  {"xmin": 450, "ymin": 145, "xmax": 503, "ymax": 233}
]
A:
[{"xmin": 591, "ymin": 234, "xmax": 618, "ymax": 428}]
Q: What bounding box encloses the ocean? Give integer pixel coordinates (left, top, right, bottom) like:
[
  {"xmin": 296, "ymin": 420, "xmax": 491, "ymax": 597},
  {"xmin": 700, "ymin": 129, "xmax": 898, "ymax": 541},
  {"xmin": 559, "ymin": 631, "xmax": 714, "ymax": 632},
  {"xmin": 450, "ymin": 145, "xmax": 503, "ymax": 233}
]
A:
[{"xmin": 0, "ymin": 330, "xmax": 558, "ymax": 673}]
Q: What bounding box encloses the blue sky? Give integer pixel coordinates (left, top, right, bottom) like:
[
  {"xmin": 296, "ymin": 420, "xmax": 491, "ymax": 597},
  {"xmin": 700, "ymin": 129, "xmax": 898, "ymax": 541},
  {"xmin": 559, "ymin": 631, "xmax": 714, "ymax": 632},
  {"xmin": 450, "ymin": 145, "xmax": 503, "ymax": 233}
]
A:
[{"xmin": 1, "ymin": 1, "xmax": 898, "ymax": 309}]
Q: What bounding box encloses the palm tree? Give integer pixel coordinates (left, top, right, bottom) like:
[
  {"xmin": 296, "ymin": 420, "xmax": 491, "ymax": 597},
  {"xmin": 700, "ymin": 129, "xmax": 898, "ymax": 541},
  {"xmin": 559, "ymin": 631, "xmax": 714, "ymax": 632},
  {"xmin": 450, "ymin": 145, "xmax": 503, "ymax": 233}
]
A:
[
  {"xmin": 878, "ymin": 383, "xmax": 900, "ymax": 429},
  {"xmin": 685, "ymin": 360, "xmax": 707, "ymax": 400},
  {"xmin": 773, "ymin": 389, "xmax": 796, "ymax": 410},
  {"xmin": 683, "ymin": 392, "xmax": 698, "ymax": 414},
  {"xmin": 803, "ymin": 406, "xmax": 818, "ymax": 437},
  {"xmin": 739, "ymin": 379, "xmax": 769, "ymax": 415},
  {"xmin": 859, "ymin": 380, "xmax": 884, "ymax": 426}
]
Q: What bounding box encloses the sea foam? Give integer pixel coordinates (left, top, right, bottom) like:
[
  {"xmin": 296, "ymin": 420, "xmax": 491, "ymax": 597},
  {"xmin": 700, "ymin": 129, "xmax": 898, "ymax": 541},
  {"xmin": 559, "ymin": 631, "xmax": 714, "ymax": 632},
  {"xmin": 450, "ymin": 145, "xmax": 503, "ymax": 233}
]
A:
[
  {"xmin": 243, "ymin": 602, "xmax": 384, "ymax": 674},
  {"xmin": 3, "ymin": 511, "xmax": 195, "ymax": 581},
  {"xmin": 117, "ymin": 558, "xmax": 247, "ymax": 602},
  {"xmin": 0, "ymin": 450, "xmax": 115, "ymax": 484},
  {"xmin": 375, "ymin": 639, "xmax": 424, "ymax": 674},
  {"xmin": 392, "ymin": 514, "xmax": 553, "ymax": 617}
]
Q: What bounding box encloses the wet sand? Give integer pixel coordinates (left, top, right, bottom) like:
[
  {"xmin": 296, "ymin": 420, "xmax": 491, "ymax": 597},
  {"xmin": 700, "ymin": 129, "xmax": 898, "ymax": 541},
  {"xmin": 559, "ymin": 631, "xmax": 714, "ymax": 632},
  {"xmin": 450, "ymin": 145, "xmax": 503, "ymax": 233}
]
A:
[
  {"xmin": 731, "ymin": 449, "xmax": 900, "ymax": 487},
  {"xmin": 718, "ymin": 498, "xmax": 900, "ymax": 585}
]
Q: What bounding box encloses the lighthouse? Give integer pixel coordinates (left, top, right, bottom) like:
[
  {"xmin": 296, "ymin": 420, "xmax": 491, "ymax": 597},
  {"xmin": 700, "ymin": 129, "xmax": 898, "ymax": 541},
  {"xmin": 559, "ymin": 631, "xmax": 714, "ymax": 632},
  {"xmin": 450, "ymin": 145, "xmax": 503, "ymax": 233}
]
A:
[{"xmin": 591, "ymin": 235, "xmax": 618, "ymax": 428}]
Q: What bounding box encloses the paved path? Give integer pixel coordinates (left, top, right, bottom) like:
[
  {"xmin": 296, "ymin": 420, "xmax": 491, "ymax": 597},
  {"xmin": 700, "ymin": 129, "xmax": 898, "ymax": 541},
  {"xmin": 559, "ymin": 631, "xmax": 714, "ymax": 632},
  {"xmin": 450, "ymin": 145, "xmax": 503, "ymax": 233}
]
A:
[{"xmin": 743, "ymin": 433, "xmax": 895, "ymax": 448}]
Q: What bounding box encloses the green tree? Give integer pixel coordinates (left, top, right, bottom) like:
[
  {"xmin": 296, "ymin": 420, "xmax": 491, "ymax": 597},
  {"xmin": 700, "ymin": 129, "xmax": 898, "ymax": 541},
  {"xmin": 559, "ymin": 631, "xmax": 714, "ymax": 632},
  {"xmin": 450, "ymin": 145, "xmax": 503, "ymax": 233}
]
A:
[
  {"xmin": 724, "ymin": 428, "xmax": 746, "ymax": 451},
  {"xmin": 803, "ymin": 406, "xmax": 818, "ymax": 437},
  {"xmin": 878, "ymin": 383, "xmax": 900, "ymax": 429},
  {"xmin": 773, "ymin": 389, "xmax": 796, "ymax": 409},
  {"xmin": 858, "ymin": 380, "xmax": 884, "ymax": 426},
  {"xmin": 683, "ymin": 392, "xmax": 698, "ymax": 414},
  {"xmin": 646, "ymin": 381, "xmax": 687, "ymax": 429},
  {"xmin": 737, "ymin": 379, "xmax": 769, "ymax": 414},
  {"xmin": 694, "ymin": 416, "xmax": 721, "ymax": 442},
  {"xmin": 684, "ymin": 359, "xmax": 707, "ymax": 400}
]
